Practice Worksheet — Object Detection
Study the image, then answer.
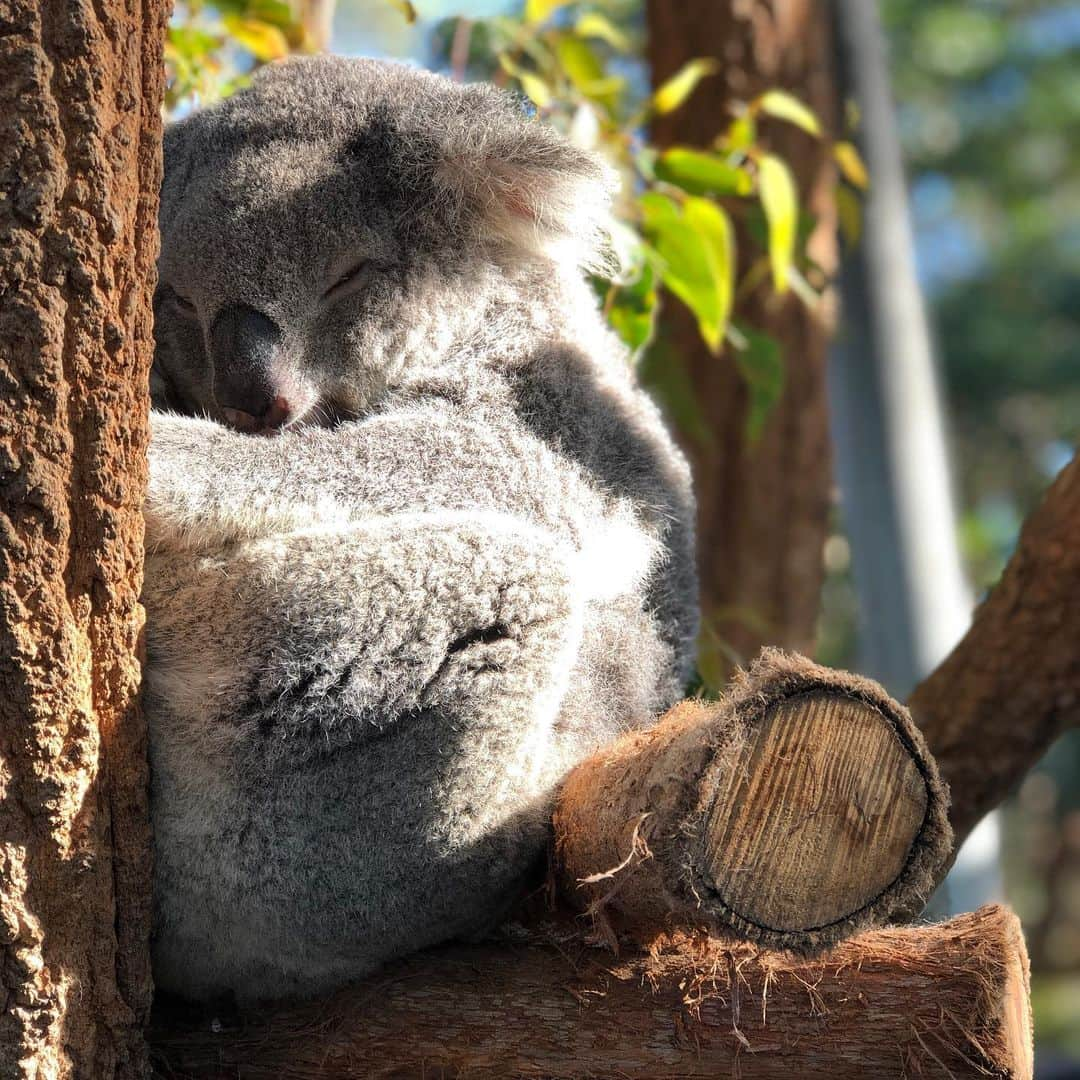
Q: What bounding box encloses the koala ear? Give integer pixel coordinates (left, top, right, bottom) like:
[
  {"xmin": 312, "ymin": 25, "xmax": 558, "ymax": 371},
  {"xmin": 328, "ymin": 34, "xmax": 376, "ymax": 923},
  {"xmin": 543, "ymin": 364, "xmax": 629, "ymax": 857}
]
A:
[{"xmin": 432, "ymin": 99, "xmax": 619, "ymax": 271}]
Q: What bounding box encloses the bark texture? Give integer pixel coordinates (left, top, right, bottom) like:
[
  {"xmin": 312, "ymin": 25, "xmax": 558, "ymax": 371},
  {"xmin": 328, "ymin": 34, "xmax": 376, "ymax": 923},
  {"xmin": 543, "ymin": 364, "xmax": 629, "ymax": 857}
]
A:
[
  {"xmin": 150, "ymin": 905, "xmax": 1031, "ymax": 1080},
  {"xmin": 645, "ymin": 0, "xmax": 838, "ymax": 681},
  {"xmin": 910, "ymin": 451, "xmax": 1080, "ymax": 848},
  {"xmin": 0, "ymin": 1, "xmax": 167, "ymax": 1076},
  {"xmin": 554, "ymin": 650, "xmax": 951, "ymax": 954}
]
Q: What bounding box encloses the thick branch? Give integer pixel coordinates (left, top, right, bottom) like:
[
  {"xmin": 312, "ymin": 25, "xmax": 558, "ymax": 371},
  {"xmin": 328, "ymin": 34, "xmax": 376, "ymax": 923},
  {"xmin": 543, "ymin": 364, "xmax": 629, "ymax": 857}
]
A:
[
  {"xmin": 150, "ymin": 905, "xmax": 1031, "ymax": 1080},
  {"xmin": 554, "ymin": 650, "xmax": 951, "ymax": 953},
  {"xmin": 910, "ymin": 451, "xmax": 1080, "ymax": 846}
]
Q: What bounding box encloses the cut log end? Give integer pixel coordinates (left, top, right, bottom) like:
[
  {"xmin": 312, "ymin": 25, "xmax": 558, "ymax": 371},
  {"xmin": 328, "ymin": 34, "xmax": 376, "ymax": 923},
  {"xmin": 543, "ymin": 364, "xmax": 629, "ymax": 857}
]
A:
[
  {"xmin": 555, "ymin": 649, "xmax": 953, "ymax": 953},
  {"xmin": 704, "ymin": 690, "xmax": 930, "ymax": 933}
]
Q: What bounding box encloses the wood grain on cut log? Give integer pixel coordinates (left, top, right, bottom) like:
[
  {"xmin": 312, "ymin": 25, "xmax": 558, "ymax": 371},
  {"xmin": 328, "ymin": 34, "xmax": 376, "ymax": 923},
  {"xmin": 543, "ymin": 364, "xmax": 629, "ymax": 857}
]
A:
[
  {"xmin": 0, "ymin": 1, "xmax": 166, "ymax": 1076},
  {"xmin": 911, "ymin": 450, "xmax": 1080, "ymax": 848},
  {"xmin": 150, "ymin": 905, "xmax": 1031, "ymax": 1080},
  {"xmin": 554, "ymin": 650, "xmax": 951, "ymax": 953}
]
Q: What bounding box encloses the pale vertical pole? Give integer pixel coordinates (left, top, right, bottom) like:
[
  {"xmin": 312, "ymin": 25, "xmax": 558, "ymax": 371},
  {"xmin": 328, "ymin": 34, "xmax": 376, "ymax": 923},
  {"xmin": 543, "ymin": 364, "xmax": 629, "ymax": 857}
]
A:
[{"xmin": 829, "ymin": 0, "xmax": 1001, "ymax": 911}]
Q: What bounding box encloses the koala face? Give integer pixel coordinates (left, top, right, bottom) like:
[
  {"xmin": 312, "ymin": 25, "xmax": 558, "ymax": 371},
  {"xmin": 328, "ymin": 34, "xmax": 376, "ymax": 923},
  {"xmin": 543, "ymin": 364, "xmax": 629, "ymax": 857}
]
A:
[{"xmin": 154, "ymin": 57, "xmax": 615, "ymax": 432}]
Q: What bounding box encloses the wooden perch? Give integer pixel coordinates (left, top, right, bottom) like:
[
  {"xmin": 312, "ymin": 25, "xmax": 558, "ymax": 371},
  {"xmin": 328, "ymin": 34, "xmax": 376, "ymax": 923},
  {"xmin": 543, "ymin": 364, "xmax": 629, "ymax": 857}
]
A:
[
  {"xmin": 910, "ymin": 450, "xmax": 1080, "ymax": 847},
  {"xmin": 554, "ymin": 650, "xmax": 951, "ymax": 954},
  {"xmin": 150, "ymin": 904, "xmax": 1032, "ymax": 1079}
]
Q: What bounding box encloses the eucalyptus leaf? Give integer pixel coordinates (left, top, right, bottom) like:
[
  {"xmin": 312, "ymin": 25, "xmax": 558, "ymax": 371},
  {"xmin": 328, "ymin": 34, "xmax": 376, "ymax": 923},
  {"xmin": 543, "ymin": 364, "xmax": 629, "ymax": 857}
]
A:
[
  {"xmin": 524, "ymin": 0, "xmax": 570, "ymax": 26},
  {"xmin": 834, "ymin": 140, "xmax": 870, "ymax": 190},
  {"xmin": 221, "ymin": 15, "xmax": 289, "ymax": 60},
  {"xmin": 755, "ymin": 90, "xmax": 821, "ymax": 136},
  {"xmin": 574, "ymin": 12, "xmax": 631, "ymax": 53},
  {"xmin": 758, "ymin": 153, "xmax": 797, "ymax": 292},
  {"xmin": 645, "ymin": 195, "xmax": 734, "ymax": 354},
  {"xmin": 655, "ymin": 147, "xmax": 753, "ymax": 197},
  {"xmin": 652, "ymin": 58, "xmax": 720, "ymax": 115},
  {"xmin": 732, "ymin": 326, "xmax": 785, "ymax": 442}
]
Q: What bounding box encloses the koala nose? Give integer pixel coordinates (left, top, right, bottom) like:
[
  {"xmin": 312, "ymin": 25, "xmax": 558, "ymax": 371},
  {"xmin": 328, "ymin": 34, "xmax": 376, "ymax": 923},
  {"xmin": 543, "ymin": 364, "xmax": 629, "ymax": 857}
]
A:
[{"xmin": 210, "ymin": 303, "xmax": 287, "ymax": 425}]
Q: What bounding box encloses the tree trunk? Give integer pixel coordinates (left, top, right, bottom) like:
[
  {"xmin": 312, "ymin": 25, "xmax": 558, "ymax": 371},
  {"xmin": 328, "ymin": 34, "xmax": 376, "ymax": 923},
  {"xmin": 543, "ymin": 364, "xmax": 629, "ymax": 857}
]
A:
[
  {"xmin": 644, "ymin": 0, "xmax": 838, "ymax": 682},
  {"xmin": 910, "ymin": 450, "xmax": 1080, "ymax": 849},
  {"xmin": 150, "ymin": 905, "xmax": 1032, "ymax": 1080},
  {"xmin": 554, "ymin": 650, "xmax": 950, "ymax": 953},
  {"xmin": 0, "ymin": 1, "xmax": 167, "ymax": 1076}
]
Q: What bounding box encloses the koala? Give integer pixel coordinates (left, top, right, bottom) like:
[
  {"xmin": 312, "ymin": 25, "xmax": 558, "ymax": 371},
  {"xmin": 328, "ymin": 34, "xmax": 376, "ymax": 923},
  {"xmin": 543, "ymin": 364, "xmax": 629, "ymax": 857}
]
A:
[{"xmin": 145, "ymin": 55, "xmax": 697, "ymax": 1003}]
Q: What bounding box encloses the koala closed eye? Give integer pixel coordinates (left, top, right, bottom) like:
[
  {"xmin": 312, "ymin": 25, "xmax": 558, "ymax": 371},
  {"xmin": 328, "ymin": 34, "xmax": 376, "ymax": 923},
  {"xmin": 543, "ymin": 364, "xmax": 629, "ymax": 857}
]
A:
[
  {"xmin": 321, "ymin": 260, "xmax": 370, "ymax": 304},
  {"xmin": 161, "ymin": 287, "xmax": 197, "ymax": 318}
]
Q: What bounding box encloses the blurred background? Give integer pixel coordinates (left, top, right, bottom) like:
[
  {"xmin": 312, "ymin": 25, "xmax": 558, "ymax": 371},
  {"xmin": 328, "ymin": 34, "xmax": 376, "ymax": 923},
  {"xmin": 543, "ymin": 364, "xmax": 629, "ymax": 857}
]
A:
[{"xmin": 167, "ymin": 0, "xmax": 1080, "ymax": 1070}]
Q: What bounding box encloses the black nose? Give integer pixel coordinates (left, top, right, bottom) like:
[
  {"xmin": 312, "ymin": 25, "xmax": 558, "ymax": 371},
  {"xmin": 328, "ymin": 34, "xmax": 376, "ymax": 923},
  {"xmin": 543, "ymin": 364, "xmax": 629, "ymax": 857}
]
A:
[{"xmin": 210, "ymin": 303, "xmax": 284, "ymax": 421}]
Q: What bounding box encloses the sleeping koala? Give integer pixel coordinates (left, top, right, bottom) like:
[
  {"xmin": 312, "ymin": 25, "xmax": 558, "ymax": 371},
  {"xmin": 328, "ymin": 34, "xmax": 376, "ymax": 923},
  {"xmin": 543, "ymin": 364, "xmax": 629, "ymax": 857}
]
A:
[{"xmin": 146, "ymin": 55, "xmax": 697, "ymax": 1002}]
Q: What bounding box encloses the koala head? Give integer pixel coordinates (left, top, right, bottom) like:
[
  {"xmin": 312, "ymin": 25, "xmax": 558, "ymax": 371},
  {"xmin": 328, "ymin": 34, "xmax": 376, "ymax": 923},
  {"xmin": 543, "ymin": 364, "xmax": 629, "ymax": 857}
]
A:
[{"xmin": 154, "ymin": 56, "xmax": 616, "ymax": 433}]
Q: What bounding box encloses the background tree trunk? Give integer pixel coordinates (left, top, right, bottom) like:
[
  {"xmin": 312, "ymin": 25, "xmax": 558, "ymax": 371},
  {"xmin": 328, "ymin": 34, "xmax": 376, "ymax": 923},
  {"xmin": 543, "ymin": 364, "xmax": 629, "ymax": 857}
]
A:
[
  {"xmin": 0, "ymin": 1, "xmax": 167, "ymax": 1076},
  {"xmin": 645, "ymin": 0, "xmax": 839, "ymax": 683}
]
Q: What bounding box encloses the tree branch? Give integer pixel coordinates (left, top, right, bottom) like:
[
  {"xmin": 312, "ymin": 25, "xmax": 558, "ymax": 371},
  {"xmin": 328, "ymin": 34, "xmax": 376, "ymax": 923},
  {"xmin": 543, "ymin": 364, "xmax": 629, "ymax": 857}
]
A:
[{"xmin": 910, "ymin": 451, "xmax": 1080, "ymax": 846}]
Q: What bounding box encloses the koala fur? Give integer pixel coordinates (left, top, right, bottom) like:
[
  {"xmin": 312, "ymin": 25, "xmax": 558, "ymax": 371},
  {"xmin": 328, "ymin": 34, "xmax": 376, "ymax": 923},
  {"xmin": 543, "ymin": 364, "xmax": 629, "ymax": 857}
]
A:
[{"xmin": 146, "ymin": 55, "xmax": 697, "ymax": 1002}]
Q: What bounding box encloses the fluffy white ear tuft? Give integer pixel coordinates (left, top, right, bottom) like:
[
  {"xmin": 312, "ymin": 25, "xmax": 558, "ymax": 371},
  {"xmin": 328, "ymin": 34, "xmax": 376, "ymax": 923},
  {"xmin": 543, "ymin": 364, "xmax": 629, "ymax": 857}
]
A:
[{"xmin": 435, "ymin": 117, "xmax": 619, "ymax": 272}]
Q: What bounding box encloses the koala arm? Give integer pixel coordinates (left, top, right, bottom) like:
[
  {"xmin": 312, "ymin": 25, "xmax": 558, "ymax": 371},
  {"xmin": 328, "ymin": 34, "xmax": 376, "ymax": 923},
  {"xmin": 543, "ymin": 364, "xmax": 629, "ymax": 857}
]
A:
[{"xmin": 146, "ymin": 409, "xmax": 658, "ymax": 605}]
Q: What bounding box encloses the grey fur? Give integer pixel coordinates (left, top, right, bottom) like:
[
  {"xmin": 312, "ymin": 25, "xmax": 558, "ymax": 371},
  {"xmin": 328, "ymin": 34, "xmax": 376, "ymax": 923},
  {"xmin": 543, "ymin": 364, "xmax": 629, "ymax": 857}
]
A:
[{"xmin": 146, "ymin": 55, "xmax": 697, "ymax": 1002}]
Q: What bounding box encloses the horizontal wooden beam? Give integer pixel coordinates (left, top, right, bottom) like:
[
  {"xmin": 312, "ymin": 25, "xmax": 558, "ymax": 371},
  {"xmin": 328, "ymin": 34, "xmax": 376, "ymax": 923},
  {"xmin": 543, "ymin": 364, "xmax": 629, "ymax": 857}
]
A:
[{"xmin": 151, "ymin": 905, "xmax": 1032, "ymax": 1080}]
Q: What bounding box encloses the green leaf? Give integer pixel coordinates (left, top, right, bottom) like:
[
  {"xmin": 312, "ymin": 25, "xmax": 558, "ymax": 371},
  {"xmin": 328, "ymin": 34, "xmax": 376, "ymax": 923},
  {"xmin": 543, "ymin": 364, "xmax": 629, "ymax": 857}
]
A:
[
  {"xmin": 758, "ymin": 153, "xmax": 797, "ymax": 292},
  {"xmin": 683, "ymin": 196, "xmax": 734, "ymax": 346},
  {"xmin": 167, "ymin": 25, "xmax": 220, "ymax": 62},
  {"xmin": 606, "ymin": 262, "xmax": 658, "ymax": 355},
  {"xmin": 385, "ymin": 0, "xmax": 418, "ymax": 24},
  {"xmin": 652, "ymin": 58, "xmax": 720, "ymax": 115},
  {"xmin": 555, "ymin": 35, "xmax": 603, "ymax": 91},
  {"xmin": 836, "ymin": 184, "xmax": 863, "ymax": 248},
  {"xmin": 645, "ymin": 195, "xmax": 734, "ymax": 354},
  {"xmin": 655, "ymin": 147, "xmax": 753, "ymax": 197},
  {"xmin": 574, "ymin": 12, "xmax": 631, "ymax": 52},
  {"xmin": 731, "ymin": 326, "xmax": 785, "ymax": 442},
  {"xmin": 524, "ymin": 0, "xmax": 570, "ymax": 25},
  {"xmin": 246, "ymin": 0, "xmax": 294, "ymax": 28},
  {"xmin": 498, "ymin": 55, "xmax": 552, "ymax": 107},
  {"xmin": 221, "ymin": 14, "xmax": 290, "ymax": 60},
  {"xmin": 834, "ymin": 140, "xmax": 869, "ymax": 190},
  {"xmin": 722, "ymin": 114, "xmax": 756, "ymax": 151},
  {"xmin": 754, "ymin": 89, "xmax": 821, "ymax": 136},
  {"xmin": 638, "ymin": 191, "xmax": 681, "ymax": 227}
]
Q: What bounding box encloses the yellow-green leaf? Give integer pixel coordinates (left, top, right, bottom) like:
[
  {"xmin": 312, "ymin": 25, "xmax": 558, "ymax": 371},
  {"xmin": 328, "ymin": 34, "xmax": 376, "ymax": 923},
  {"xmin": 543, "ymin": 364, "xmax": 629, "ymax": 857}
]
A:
[
  {"xmin": 498, "ymin": 54, "xmax": 552, "ymax": 107},
  {"xmin": 652, "ymin": 58, "xmax": 720, "ymax": 115},
  {"xmin": 758, "ymin": 153, "xmax": 797, "ymax": 292},
  {"xmin": 834, "ymin": 140, "xmax": 869, "ymax": 190},
  {"xmin": 519, "ymin": 71, "xmax": 552, "ymax": 107},
  {"xmin": 386, "ymin": 0, "xmax": 418, "ymax": 24},
  {"xmin": 754, "ymin": 89, "xmax": 821, "ymax": 136},
  {"xmin": 732, "ymin": 326, "xmax": 785, "ymax": 442},
  {"xmin": 525, "ymin": 0, "xmax": 570, "ymax": 25},
  {"xmin": 221, "ymin": 15, "xmax": 289, "ymax": 60},
  {"xmin": 574, "ymin": 12, "xmax": 631, "ymax": 52},
  {"xmin": 655, "ymin": 147, "xmax": 753, "ymax": 197},
  {"xmin": 683, "ymin": 196, "xmax": 734, "ymax": 349},
  {"xmin": 721, "ymin": 113, "xmax": 756, "ymax": 151},
  {"xmin": 555, "ymin": 35, "xmax": 603, "ymax": 91},
  {"xmin": 836, "ymin": 184, "xmax": 863, "ymax": 247},
  {"xmin": 645, "ymin": 195, "xmax": 734, "ymax": 354}
]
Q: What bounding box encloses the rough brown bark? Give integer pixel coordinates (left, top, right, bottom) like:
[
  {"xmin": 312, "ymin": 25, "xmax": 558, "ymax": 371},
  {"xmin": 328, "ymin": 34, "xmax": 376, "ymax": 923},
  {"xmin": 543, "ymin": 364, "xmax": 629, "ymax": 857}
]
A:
[
  {"xmin": 0, "ymin": 1, "xmax": 167, "ymax": 1076},
  {"xmin": 910, "ymin": 451, "xmax": 1080, "ymax": 849},
  {"xmin": 645, "ymin": 0, "xmax": 838, "ymax": 682},
  {"xmin": 554, "ymin": 651, "xmax": 951, "ymax": 954},
  {"xmin": 150, "ymin": 905, "xmax": 1031, "ymax": 1080}
]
